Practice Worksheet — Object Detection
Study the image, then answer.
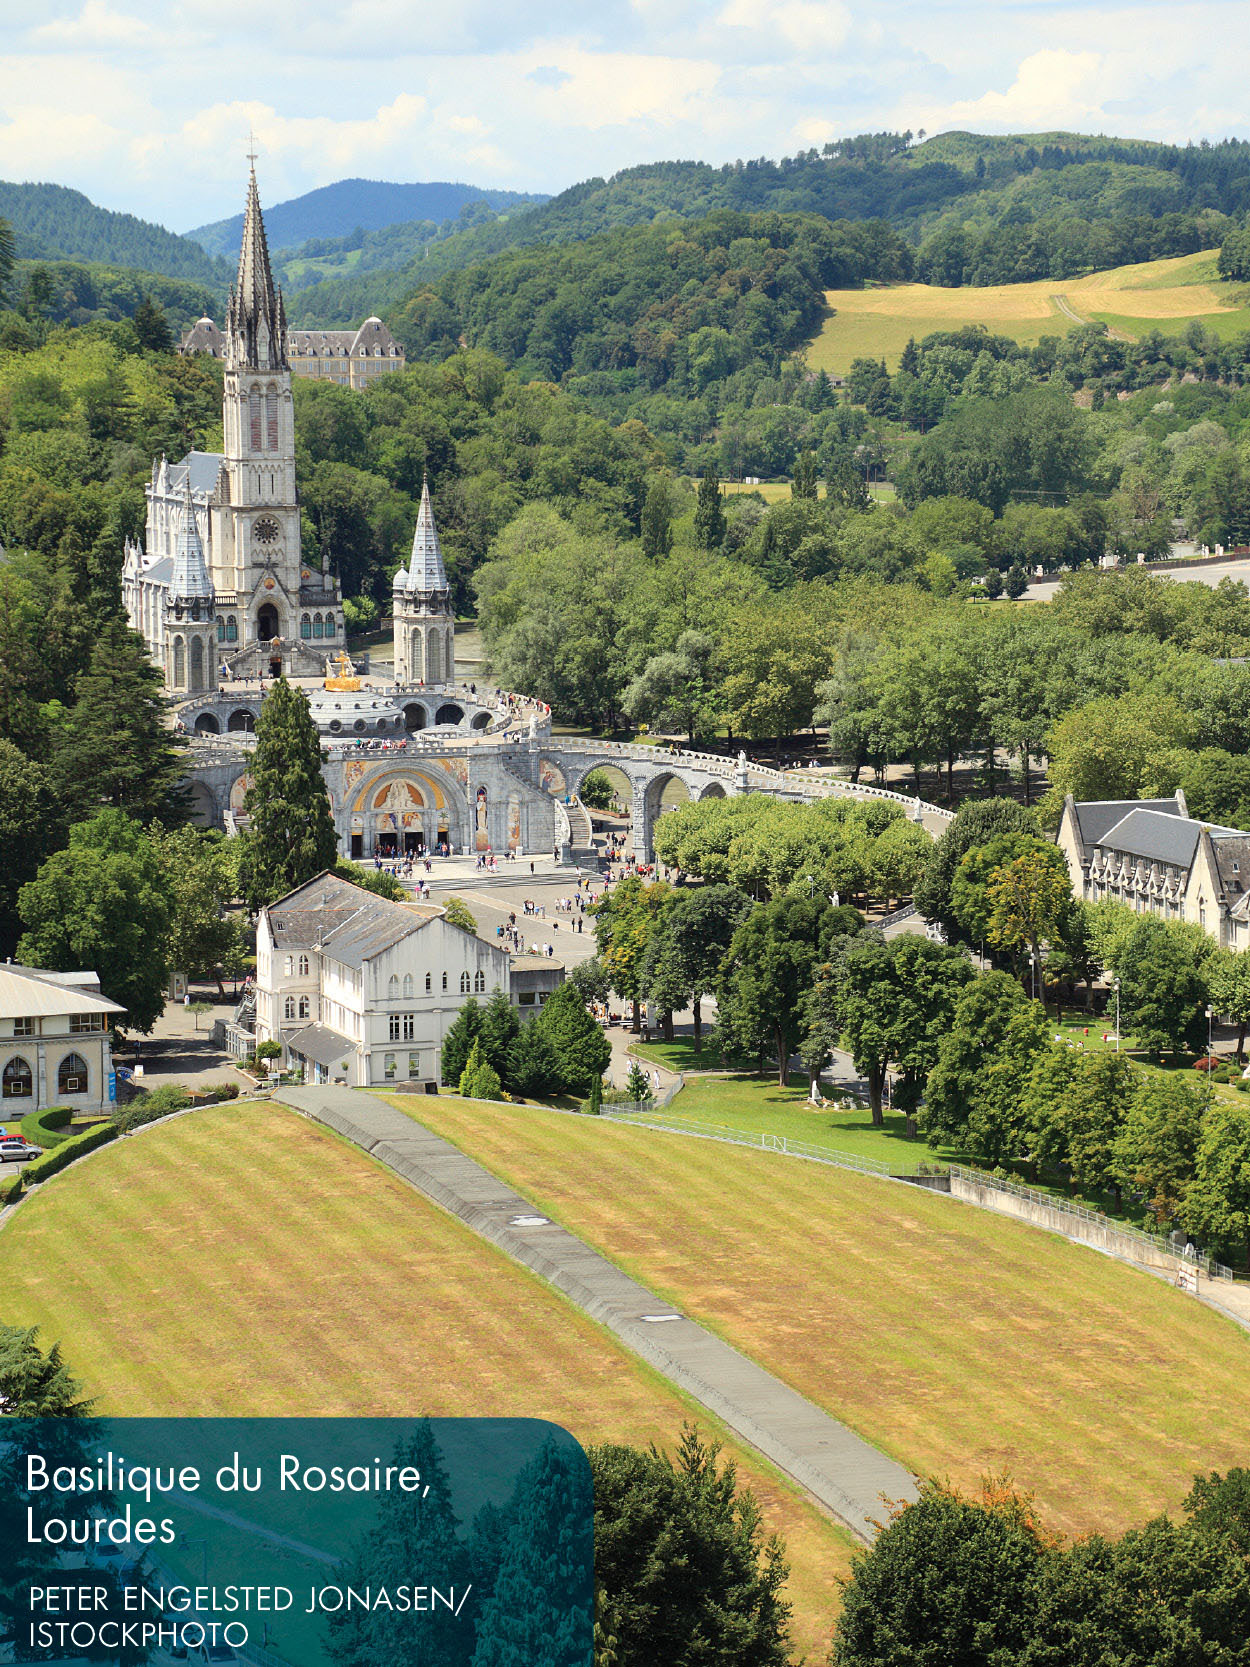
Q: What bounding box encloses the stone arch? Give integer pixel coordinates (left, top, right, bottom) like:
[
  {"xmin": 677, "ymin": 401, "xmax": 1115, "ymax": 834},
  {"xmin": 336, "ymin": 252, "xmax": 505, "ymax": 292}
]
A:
[
  {"xmin": 402, "ymin": 702, "xmax": 428, "ymax": 731},
  {"xmin": 194, "ymin": 712, "xmax": 220, "ymax": 735},
  {"xmin": 228, "ymin": 772, "xmax": 253, "ymax": 814},
  {"xmin": 573, "ymin": 762, "xmax": 632, "ymax": 811},
  {"xmin": 435, "ymin": 703, "xmax": 464, "ymax": 726},
  {"xmin": 471, "ymin": 711, "xmax": 491, "ymax": 731},
  {"xmin": 699, "ymin": 781, "xmax": 727, "ymax": 800},
  {"xmin": 257, "ymin": 602, "xmax": 280, "ymax": 641},
  {"xmin": 187, "ymin": 782, "xmax": 218, "ymax": 826},
  {"xmin": 227, "ymin": 708, "xmax": 256, "ymax": 732}
]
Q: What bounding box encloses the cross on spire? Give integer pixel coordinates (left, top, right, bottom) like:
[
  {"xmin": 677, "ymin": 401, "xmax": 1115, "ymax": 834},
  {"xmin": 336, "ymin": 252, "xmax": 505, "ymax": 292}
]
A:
[{"xmin": 246, "ymin": 127, "xmax": 259, "ymax": 168}]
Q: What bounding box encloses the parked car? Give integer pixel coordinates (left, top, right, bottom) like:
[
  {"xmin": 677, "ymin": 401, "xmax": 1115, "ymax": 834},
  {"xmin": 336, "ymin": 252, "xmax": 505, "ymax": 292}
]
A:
[{"xmin": 0, "ymin": 1139, "xmax": 41, "ymax": 1162}]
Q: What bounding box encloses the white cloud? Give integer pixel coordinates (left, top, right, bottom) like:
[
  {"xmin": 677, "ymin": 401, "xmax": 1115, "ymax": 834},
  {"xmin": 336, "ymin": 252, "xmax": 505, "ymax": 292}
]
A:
[
  {"xmin": 793, "ymin": 116, "xmax": 837, "ymax": 146},
  {"xmin": 29, "ymin": 0, "xmax": 151, "ymax": 48},
  {"xmin": 912, "ymin": 47, "xmax": 1106, "ymax": 132},
  {"xmin": 718, "ymin": 0, "xmax": 853, "ymax": 53}
]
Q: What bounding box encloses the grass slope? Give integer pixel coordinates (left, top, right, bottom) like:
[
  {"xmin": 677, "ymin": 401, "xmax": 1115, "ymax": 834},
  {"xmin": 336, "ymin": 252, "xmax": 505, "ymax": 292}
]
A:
[
  {"xmin": 810, "ymin": 251, "xmax": 1250, "ymax": 373},
  {"xmin": 399, "ymin": 1096, "xmax": 1250, "ymax": 1539},
  {"xmin": 0, "ymin": 1104, "xmax": 851, "ymax": 1660}
]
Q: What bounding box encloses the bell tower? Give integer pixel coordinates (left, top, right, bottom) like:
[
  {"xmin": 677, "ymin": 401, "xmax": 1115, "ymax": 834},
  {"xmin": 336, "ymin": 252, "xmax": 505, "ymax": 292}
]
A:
[{"xmin": 220, "ymin": 164, "xmax": 304, "ymax": 649}]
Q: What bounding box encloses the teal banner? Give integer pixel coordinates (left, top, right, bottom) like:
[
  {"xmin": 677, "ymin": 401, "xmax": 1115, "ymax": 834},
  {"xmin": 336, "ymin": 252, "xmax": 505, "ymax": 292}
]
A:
[{"xmin": 0, "ymin": 1417, "xmax": 592, "ymax": 1665}]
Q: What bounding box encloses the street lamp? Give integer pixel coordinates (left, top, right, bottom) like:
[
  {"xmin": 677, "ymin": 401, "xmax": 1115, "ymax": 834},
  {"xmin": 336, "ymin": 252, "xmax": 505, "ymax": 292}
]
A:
[
  {"xmin": 1207, "ymin": 1004, "xmax": 1215, "ymax": 1096},
  {"xmin": 1029, "ymin": 948, "xmax": 1038, "ymax": 1004},
  {"xmin": 1112, "ymin": 976, "xmax": 1121, "ymax": 1052},
  {"xmin": 805, "ymin": 873, "xmax": 815, "ymax": 898}
]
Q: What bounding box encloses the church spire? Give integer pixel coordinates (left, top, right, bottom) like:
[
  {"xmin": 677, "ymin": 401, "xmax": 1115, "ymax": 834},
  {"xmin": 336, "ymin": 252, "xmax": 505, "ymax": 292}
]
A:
[
  {"xmin": 169, "ymin": 481, "xmax": 213, "ymax": 604},
  {"xmin": 225, "ymin": 165, "xmax": 287, "ymax": 373},
  {"xmin": 402, "ymin": 478, "xmax": 448, "ymax": 594}
]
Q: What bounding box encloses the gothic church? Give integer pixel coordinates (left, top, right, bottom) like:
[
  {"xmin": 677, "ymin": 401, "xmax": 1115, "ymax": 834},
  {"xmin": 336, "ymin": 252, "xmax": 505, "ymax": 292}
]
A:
[{"xmin": 123, "ymin": 168, "xmax": 345, "ymax": 693}]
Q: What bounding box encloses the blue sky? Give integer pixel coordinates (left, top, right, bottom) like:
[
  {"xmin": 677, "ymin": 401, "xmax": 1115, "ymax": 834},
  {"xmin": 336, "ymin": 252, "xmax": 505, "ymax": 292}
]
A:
[{"xmin": 0, "ymin": 0, "xmax": 1241, "ymax": 230}]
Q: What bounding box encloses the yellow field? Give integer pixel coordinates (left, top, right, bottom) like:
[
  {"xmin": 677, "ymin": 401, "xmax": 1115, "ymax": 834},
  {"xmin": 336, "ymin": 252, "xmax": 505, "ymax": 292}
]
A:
[
  {"xmin": 810, "ymin": 251, "xmax": 1250, "ymax": 373},
  {"xmin": 400, "ymin": 1095, "xmax": 1250, "ymax": 1541},
  {"xmin": 0, "ymin": 1105, "xmax": 852, "ymax": 1660}
]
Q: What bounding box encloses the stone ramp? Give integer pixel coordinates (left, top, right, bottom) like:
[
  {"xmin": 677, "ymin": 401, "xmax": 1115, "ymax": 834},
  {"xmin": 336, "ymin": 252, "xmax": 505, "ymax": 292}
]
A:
[{"xmin": 274, "ymin": 1084, "xmax": 917, "ymax": 1541}]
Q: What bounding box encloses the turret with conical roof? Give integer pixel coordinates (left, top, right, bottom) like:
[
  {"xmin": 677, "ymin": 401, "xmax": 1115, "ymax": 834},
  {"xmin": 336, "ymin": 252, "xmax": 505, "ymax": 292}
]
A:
[
  {"xmin": 225, "ymin": 166, "xmax": 287, "ymax": 374},
  {"xmin": 169, "ymin": 483, "xmax": 214, "ymax": 605},
  {"xmin": 393, "ymin": 479, "xmax": 454, "ymax": 685}
]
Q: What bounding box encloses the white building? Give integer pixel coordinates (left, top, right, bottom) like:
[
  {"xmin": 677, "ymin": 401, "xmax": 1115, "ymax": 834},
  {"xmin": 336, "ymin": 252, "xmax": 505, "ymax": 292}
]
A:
[
  {"xmin": 253, "ymin": 872, "xmax": 560, "ymax": 1089},
  {"xmin": 0, "ymin": 965, "xmax": 124, "ymax": 1117}
]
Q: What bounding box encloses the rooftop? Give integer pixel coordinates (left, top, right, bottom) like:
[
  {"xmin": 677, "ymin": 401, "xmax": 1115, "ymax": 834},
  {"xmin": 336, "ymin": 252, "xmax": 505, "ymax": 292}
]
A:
[
  {"xmin": 264, "ymin": 872, "xmax": 441, "ymax": 969},
  {"xmin": 0, "ymin": 964, "xmax": 125, "ymax": 1020}
]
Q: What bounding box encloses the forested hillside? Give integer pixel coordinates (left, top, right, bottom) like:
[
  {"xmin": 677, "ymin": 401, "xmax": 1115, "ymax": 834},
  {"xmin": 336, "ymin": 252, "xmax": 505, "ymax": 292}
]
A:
[
  {"xmin": 0, "ymin": 182, "xmax": 227, "ymax": 285},
  {"xmin": 188, "ymin": 176, "xmax": 547, "ymax": 260},
  {"xmin": 288, "ymin": 130, "xmax": 1250, "ymax": 324}
]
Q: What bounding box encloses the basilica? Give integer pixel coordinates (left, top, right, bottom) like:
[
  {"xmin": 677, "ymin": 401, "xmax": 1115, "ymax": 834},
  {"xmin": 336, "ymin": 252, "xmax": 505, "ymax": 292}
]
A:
[{"xmin": 122, "ymin": 168, "xmax": 454, "ymax": 696}]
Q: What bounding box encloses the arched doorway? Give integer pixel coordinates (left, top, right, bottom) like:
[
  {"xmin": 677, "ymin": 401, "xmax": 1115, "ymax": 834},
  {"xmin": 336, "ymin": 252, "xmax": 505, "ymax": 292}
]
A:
[
  {"xmin": 188, "ymin": 783, "xmax": 217, "ymax": 827},
  {"xmin": 227, "ymin": 708, "xmax": 256, "ymax": 732},
  {"xmin": 194, "ymin": 712, "xmax": 220, "ymax": 735},
  {"xmin": 471, "ymin": 711, "xmax": 491, "ymax": 730},
  {"xmin": 402, "ymin": 703, "xmax": 427, "ymax": 732},
  {"xmin": 257, "ymin": 604, "xmax": 279, "ymax": 640},
  {"xmin": 435, "ymin": 703, "xmax": 464, "ymax": 726}
]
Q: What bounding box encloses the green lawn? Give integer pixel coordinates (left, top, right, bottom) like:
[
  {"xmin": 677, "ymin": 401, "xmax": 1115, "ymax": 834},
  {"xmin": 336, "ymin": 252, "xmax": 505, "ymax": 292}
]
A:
[
  {"xmin": 0, "ymin": 1102, "xmax": 850, "ymax": 1662},
  {"xmin": 398, "ymin": 1094, "xmax": 1250, "ymax": 1540}
]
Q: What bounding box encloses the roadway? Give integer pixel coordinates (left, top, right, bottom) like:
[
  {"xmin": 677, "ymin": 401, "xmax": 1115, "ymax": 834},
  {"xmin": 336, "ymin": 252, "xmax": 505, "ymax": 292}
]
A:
[{"xmin": 1025, "ymin": 556, "xmax": 1250, "ymax": 600}]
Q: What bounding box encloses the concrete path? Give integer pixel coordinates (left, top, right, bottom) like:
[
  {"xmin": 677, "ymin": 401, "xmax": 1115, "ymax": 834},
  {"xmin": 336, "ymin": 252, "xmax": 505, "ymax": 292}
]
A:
[{"xmin": 274, "ymin": 1084, "xmax": 917, "ymax": 1541}]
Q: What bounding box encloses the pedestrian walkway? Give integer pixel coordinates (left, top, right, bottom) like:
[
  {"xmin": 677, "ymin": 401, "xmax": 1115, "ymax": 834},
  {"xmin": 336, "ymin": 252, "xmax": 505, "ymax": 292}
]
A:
[{"xmin": 273, "ymin": 1084, "xmax": 917, "ymax": 1541}]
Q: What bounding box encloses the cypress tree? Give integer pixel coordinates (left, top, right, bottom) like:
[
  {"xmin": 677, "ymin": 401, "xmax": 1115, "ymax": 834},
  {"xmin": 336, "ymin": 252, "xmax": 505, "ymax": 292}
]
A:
[
  {"xmin": 791, "ymin": 451, "xmax": 818, "ymax": 500},
  {"xmin": 536, "ymin": 982, "xmax": 611, "ymax": 1094},
  {"xmin": 640, "ymin": 479, "xmax": 674, "ymax": 559},
  {"xmin": 238, "ymin": 679, "xmax": 338, "ymax": 910},
  {"xmin": 693, "ymin": 470, "xmax": 726, "ymax": 550},
  {"xmin": 441, "ymin": 998, "xmax": 481, "ymax": 1085}
]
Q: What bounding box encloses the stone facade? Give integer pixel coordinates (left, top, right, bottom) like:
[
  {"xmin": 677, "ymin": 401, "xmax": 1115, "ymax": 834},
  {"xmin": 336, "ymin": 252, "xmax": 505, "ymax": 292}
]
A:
[
  {"xmin": 0, "ymin": 965, "xmax": 124, "ymax": 1117},
  {"xmin": 392, "ymin": 479, "xmax": 455, "ymax": 687},
  {"xmin": 287, "ymin": 318, "xmax": 404, "ymax": 388},
  {"xmin": 1057, "ymin": 791, "xmax": 1250, "ymax": 949},
  {"xmin": 125, "ymin": 168, "xmax": 344, "ymax": 692}
]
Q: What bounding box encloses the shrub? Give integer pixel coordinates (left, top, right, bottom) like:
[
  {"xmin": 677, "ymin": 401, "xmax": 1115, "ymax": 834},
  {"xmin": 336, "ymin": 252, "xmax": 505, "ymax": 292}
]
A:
[
  {"xmin": 1193, "ymin": 1056, "xmax": 1220, "ymax": 1073},
  {"xmin": 21, "ymin": 1121, "xmax": 117, "ymax": 1185},
  {"xmin": 20, "ymin": 1107, "xmax": 73, "ymax": 1149},
  {"xmin": 112, "ymin": 1083, "xmax": 190, "ymax": 1133},
  {"xmin": 0, "ymin": 1173, "xmax": 24, "ymax": 1206}
]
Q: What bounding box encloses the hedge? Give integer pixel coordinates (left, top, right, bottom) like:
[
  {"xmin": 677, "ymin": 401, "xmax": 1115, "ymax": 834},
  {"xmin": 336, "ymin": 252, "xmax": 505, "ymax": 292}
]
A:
[
  {"xmin": 19, "ymin": 1106, "xmax": 74, "ymax": 1149},
  {"xmin": 19, "ymin": 1120, "xmax": 118, "ymax": 1188}
]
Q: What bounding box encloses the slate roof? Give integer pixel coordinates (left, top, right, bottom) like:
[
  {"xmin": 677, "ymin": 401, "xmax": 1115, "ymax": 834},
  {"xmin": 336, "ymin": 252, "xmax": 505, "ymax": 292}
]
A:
[
  {"xmin": 265, "ymin": 872, "xmax": 440, "ymax": 969},
  {"xmin": 165, "ymin": 451, "xmax": 224, "ymax": 497},
  {"xmin": 1075, "ymin": 797, "xmax": 1183, "ymax": 849},
  {"xmin": 1097, "ymin": 807, "xmax": 1248, "ymax": 867},
  {"xmin": 180, "ymin": 316, "xmax": 225, "ymax": 357},
  {"xmin": 1210, "ymin": 833, "xmax": 1250, "ymax": 895},
  {"xmin": 169, "ymin": 485, "xmax": 213, "ymax": 602},
  {"xmin": 288, "ymin": 317, "xmax": 402, "ymax": 359},
  {"xmin": 286, "ymin": 1022, "xmax": 354, "ymax": 1069}
]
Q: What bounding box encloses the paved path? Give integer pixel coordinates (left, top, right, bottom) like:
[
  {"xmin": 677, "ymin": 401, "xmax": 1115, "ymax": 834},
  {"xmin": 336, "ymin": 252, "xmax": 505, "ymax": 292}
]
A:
[{"xmin": 273, "ymin": 1084, "xmax": 918, "ymax": 1541}]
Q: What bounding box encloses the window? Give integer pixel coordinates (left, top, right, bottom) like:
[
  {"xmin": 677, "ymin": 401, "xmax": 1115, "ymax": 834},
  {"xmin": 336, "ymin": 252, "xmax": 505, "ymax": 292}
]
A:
[
  {"xmin": 284, "ymin": 955, "xmax": 294, "ymax": 977},
  {"xmin": 266, "ymin": 390, "xmax": 279, "ymax": 451},
  {"xmin": 384, "ymin": 1054, "xmax": 396, "ymax": 1081},
  {"xmin": 408, "ymin": 1053, "xmax": 420, "ymax": 1078},
  {"xmin": 284, "ymin": 997, "xmax": 297, "ymax": 1021},
  {"xmin": 2, "ymin": 1058, "xmax": 32, "ymax": 1099},
  {"xmin": 298, "ymin": 955, "xmax": 309, "ymax": 977},
  {"xmin": 324, "ymin": 617, "xmax": 336, "ymax": 639},
  {"xmin": 388, "ymin": 975, "xmax": 399, "ymax": 999},
  {"xmin": 216, "ymin": 615, "xmax": 225, "ymax": 642},
  {"xmin": 402, "ymin": 974, "xmax": 414, "ymax": 998},
  {"xmin": 58, "ymin": 1053, "xmax": 88, "ymax": 1095},
  {"xmin": 300, "ymin": 615, "xmax": 311, "ymax": 640},
  {"xmin": 249, "ymin": 387, "xmax": 262, "ymax": 450},
  {"xmin": 69, "ymin": 1015, "xmax": 100, "ymax": 1034},
  {"xmin": 442, "ymin": 973, "xmax": 448, "ymax": 992},
  {"xmin": 425, "ymin": 973, "xmax": 432, "ymax": 993},
  {"xmin": 13, "ymin": 1017, "xmax": 34, "ymax": 1037},
  {"xmin": 313, "ymin": 614, "xmax": 324, "ymax": 639},
  {"xmin": 298, "ymin": 997, "xmax": 310, "ymax": 1020},
  {"xmin": 459, "ymin": 972, "xmax": 471, "ymax": 994},
  {"xmin": 403, "ymin": 1014, "xmax": 415, "ymax": 1041},
  {"xmin": 389, "ymin": 1014, "xmax": 402, "ymax": 1041},
  {"xmin": 226, "ymin": 616, "xmax": 238, "ymax": 643},
  {"xmin": 474, "ymin": 970, "xmax": 486, "ymax": 994}
]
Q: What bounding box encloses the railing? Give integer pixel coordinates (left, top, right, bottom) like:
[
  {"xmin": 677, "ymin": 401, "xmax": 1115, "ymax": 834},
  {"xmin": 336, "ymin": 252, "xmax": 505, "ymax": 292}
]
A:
[
  {"xmin": 600, "ymin": 1108, "xmax": 904, "ymax": 1177},
  {"xmin": 946, "ymin": 1163, "xmax": 1236, "ymax": 1281},
  {"xmin": 879, "ymin": 903, "xmax": 919, "ymax": 928}
]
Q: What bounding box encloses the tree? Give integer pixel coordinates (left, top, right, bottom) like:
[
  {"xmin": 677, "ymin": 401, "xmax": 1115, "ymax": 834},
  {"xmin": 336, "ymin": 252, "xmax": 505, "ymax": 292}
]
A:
[
  {"xmin": 593, "ymin": 875, "xmax": 671, "ymax": 1032},
  {"xmin": 1185, "ymin": 1468, "xmax": 1250, "ymax": 1558},
  {"xmin": 477, "ymin": 987, "xmax": 520, "ymax": 1081},
  {"xmin": 1044, "ymin": 1049, "xmax": 1137, "ymax": 1206},
  {"xmin": 49, "ymin": 618, "xmax": 189, "ymax": 827},
  {"xmin": 237, "ymin": 679, "xmax": 339, "ymax": 911},
  {"xmin": 131, "ymin": 293, "xmax": 172, "ymax": 353},
  {"xmin": 914, "ymin": 797, "xmax": 1038, "ymax": 942},
  {"xmin": 334, "ymin": 858, "xmax": 405, "ymax": 900},
  {"xmin": 640, "ymin": 478, "xmax": 674, "ymax": 560},
  {"xmin": 1114, "ymin": 1073, "xmax": 1206, "ymax": 1225},
  {"xmin": 1113, "ymin": 917, "xmax": 1208, "ymax": 1058},
  {"xmin": 693, "ymin": 469, "xmax": 727, "ymax": 550},
  {"xmin": 625, "ymin": 1061, "xmax": 651, "ymax": 1103},
  {"xmin": 621, "ymin": 632, "xmax": 718, "ymax": 743},
  {"xmin": 1207, "ymin": 948, "xmax": 1250, "ymax": 1061},
  {"xmin": 535, "ymin": 982, "xmax": 611, "ymax": 1094},
  {"xmin": 0, "ymin": 739, "xmax": 55, "ymax": 961},
  {"xmin": 791, "ymin": 451, "xmax": 818, "ymax": 500},
  {"xmin": 924, "ymin": 972, "xmax": 1050, "ymax": 1163},
  {"xmin": 642, "ymin": 884, "xmax": 752, "ymax": 1054},
  {"xmin": 440, "ymin": 998, "xmax": 481, "ymax": 1086},
  {"xmin": 0, "ymin": 1325, "xmax": 93, "ymax": 1417},
  {"xmin": 1182, "ymin": 1103, "xmax": 1250, "ymax": 1266},
  {"xmin": 17, "ymin": 809, "xmax": 170, "ymax": 1032},
  {"xmin": 459, "ymin": 1038, "xmax": 503, "ymax": 1102},
  {"xmin": 148, "ymin": 824, "xmax": 236, "ymax": 990},
  {"xmin": 949, "ymin": 832, "xmax": 1046, "ymax": 955},
  {"xmin": 442, "ymin": 895, "xmax": 477, "ymax": 934},
  {"xmin": 590, "ymin": 1426, "xmax": 791, "ymax": 1667},
  {"xmin": 986, "ymin": 844, "xmax": 1074, "ymax": 975},
  {"xmin": 832, "ymin": 1478, "xmax": 1050, "ymax": 1667},
  {"xmin": 717, "ymin": 896, "xmax": 843, "ymax": 1084},
  {"xmin": 505, "ymin": 1021, "xmax": 563, "ymax": 1100}
]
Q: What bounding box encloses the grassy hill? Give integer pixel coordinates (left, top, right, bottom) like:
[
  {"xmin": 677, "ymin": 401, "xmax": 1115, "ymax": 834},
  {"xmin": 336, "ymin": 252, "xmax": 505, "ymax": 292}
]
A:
[
  {"xmin": 400, "ymin": 1094, "xmax": 1250, "ymax": 1540},
  {"xmin": 809, "ymin": 250, "xmax": 1250, "ymax": 373},
  {"xmin": 0, "ymin": 181, "xmax": 227, "ymax": 285},
  {"xmin": 0, "ymin": 1103, "xmax": 853, "ymax": 1661}
]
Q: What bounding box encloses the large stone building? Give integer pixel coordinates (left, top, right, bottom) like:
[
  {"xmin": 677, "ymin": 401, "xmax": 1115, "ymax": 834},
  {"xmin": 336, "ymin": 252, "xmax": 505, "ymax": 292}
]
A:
[
  {"xmin": 250, "ymin": 871, "xmax": 560, "ymax": 1087},
  {"xmin": 124, "ymin": 168, "xmax": 344, "ymax": 692},
  {"xmin": 0, "ymin": 964, "xmax": 124, "ymax": 1116},
  {"xmin": 392, "ymin": 479, "xmax": 455, "ymax": 685},
  {"xmin": 1057, "ymin": 791, "xmax": 1250, "ymax": 949},
  {"xmin": 181, "ymin": 315, "xmax": 405, "ymax": 389}
]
